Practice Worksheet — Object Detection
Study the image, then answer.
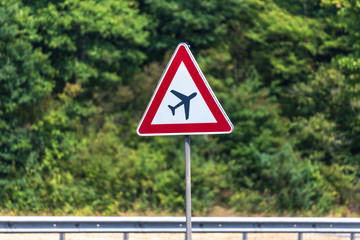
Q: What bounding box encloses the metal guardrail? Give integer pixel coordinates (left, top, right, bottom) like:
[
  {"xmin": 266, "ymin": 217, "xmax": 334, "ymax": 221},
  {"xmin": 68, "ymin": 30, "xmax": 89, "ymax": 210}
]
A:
[{"xmin": 0, "ymin": 217, "xmax": 359, "ymax": 239}]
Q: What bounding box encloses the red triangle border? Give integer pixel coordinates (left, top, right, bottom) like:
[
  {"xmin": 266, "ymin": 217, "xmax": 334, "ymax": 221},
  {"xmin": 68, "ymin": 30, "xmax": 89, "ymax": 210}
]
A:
[{"xmin": 137, "ymin": 43, "xmax": 233, "ymax": 136}]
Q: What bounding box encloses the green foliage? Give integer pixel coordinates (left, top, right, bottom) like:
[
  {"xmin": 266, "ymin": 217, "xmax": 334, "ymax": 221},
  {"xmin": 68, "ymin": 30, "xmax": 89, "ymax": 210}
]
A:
[
  {"xmin": 2, "ymin": 0, "xmax": 360, "ymax": 216},
  {"xmin": 29, "ymin": 0, "xmax": 149, "ymax": 90},
  {"xmin": 0, "ymin": 0, "xmax": 53, "ymax": 211},
  {"xmin": 138, "ymin": 0, "xmax": 258, "ymax": 59}
]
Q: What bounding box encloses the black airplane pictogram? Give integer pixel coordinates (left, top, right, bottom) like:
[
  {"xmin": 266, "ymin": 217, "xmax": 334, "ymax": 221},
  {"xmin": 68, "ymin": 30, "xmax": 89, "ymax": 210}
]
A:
[{"xmin": 168, "ymin": 90, "xmax": 197, "ymax": 120}]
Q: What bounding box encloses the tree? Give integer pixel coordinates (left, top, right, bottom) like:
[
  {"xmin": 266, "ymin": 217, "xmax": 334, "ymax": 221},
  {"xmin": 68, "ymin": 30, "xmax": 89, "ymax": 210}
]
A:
[{"xmin": 0, "ymin": 0, "xmax": 54, "ymax": 211}]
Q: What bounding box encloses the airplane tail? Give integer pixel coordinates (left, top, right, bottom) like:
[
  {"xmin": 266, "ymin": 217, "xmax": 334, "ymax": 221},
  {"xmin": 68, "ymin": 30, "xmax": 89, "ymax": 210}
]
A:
[{"xmin": 168, "ymin": 105, "xmax": 176, "ymax": 116}]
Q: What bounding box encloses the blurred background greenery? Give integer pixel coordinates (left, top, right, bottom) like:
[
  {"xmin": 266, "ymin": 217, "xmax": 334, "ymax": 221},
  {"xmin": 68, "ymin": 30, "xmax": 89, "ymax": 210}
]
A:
[{"xmin": 1, "ymin": 0, "xmax": 360, "ymax": 216}]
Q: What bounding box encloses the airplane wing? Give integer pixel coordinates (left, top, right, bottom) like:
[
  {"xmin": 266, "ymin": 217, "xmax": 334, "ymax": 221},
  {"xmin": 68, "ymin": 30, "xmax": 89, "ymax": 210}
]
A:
[
  {"xmin": 170, "ymin": 90, "xmax": 187, "ymax": 100},
  {"xmin": 184, "ymin": 101, "xmax": 190, "ymax": 120}
]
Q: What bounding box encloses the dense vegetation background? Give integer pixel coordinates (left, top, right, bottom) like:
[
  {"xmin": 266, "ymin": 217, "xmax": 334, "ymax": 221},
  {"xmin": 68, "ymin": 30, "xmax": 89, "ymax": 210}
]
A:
[{"xmin": 1, "ymin": 0, "xmax": 360, "ymax": 216}]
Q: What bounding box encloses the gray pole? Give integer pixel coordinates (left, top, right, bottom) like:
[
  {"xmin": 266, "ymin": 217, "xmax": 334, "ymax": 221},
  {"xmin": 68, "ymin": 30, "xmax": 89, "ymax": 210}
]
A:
[
  {"xmin": 185, "ymin": 135, "xmax": 192, "ymax": 240},
  {"xmin": 59, "ymin": 233, "xmax": 65, "ymax": 240},
  {"xmin": 350, "ymin": 233, "xmax": 355, "ymax": 240}
]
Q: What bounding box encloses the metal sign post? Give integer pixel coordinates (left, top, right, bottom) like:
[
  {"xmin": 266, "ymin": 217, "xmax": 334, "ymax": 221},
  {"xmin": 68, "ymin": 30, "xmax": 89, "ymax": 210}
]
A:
[
  {"xmin": 137, "ymin": 42, "xmax": 233, "ymax": 240},
  {"xmin": 184, "ymin": 135, "xmax": 192, "ymax": 240}
]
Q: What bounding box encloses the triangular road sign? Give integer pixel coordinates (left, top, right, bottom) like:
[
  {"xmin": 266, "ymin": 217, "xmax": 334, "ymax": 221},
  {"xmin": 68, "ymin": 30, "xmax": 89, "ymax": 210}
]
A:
[{"xmin": 137, "ymin": 43, "xmax": 233, "ymax": 136}]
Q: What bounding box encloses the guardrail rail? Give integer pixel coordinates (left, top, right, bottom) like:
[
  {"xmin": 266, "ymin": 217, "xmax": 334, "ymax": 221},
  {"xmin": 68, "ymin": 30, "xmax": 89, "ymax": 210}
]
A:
[{"xmin": 1, "ymin": 217, "xmax": 359, "ymax": 240}]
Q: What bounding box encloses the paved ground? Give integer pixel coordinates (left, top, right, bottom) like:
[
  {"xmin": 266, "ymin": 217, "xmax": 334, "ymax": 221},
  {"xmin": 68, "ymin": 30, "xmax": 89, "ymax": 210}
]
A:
[{"xmin": 0, "ymin": 233, "xmax": 356, "ymax": 240}]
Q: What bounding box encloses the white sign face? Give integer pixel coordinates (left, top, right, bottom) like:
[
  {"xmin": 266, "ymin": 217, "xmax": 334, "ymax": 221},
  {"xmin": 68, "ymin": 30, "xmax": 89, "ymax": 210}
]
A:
[{"xmin": 151, "ymin": 62, "xmax": 217, "ymax": 124}]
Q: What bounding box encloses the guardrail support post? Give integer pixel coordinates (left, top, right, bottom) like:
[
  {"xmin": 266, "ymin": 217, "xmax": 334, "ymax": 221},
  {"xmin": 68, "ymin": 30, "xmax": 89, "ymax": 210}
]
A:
[
  {"xmin": 124, "ymin": 232, "xmax": 129, "ymax": 240},
  {"xmin": 351, "ymin": 233, "xmax": 355, "ymax": 240},
  {"xmin": 298, "ymin": 233, "xmax": 302, "ymax": 240},
  {"xmin": 243, "ymin": 232, "xmax": 247, "ymax": 240},
  {"xmin": 59, "ymin": 233, "xmax": 65, "ymax": 240}
]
